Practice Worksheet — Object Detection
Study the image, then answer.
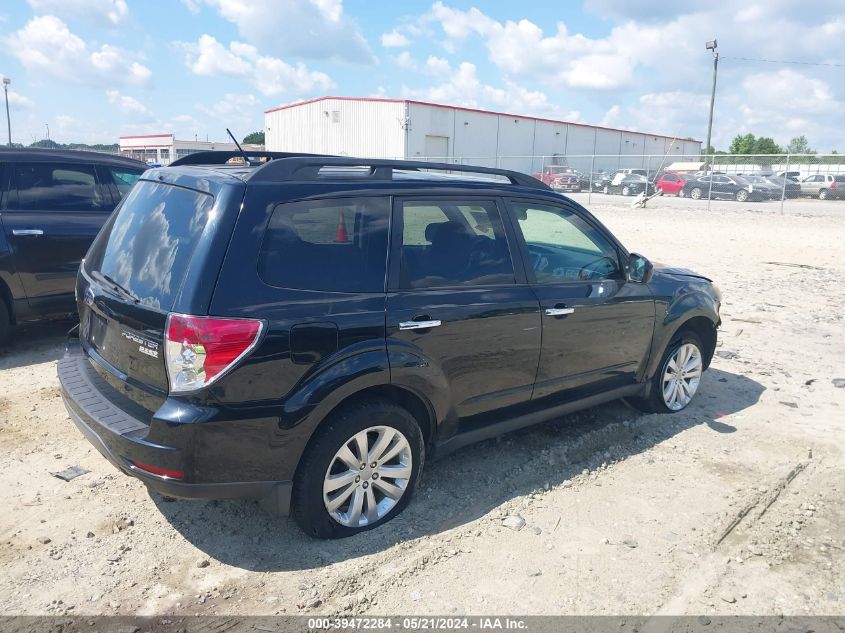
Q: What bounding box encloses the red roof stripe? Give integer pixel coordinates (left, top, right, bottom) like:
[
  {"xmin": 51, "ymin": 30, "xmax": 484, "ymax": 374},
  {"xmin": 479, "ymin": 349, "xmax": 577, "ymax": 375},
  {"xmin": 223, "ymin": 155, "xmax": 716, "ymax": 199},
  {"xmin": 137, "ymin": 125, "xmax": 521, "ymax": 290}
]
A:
[
  {"xmin": 263, "ymin": 96, "xmax": 700, "ymax": 143},
  {"xmin": 119, "ymin": 133, "xmax": 175, "ymax": 139}
]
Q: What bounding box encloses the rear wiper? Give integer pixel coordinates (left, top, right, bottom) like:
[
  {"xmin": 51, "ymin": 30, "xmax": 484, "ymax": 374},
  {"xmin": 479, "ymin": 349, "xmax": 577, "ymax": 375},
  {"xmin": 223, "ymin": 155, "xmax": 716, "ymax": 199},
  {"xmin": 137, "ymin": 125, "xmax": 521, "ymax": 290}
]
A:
[{"xmin": 93, "ymin": 271, "xmax": 140, "ymax": 304}]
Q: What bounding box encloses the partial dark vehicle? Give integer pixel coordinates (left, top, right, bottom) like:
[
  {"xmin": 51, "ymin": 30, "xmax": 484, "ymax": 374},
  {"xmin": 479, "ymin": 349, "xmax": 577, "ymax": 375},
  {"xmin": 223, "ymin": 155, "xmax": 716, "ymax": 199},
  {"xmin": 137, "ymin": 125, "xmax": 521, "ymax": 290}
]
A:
[
  {"xmin": 0, "ymin": 150, "xmax": 146, "ymax": 341},
  {"xmin": 59, "ymin": 152, "xmax": 721, "ymax": 538},
  {"xmin": 680, "ymin": 174, "xmax": 766, "ymax": 202},
  {"xmin": 603, "ymin": 173, "xmax": 657, "ymax": 196},
  {"xmin": 740, "ymin": 175, "xmax": 780, "ymax": 199},
  {"xmin": 584, "ymin": 171, "xmax": 611, "ymax": 191},
  {"xmin": 762, "ymin": 176, "xmax": 801, "ymax": 199}
]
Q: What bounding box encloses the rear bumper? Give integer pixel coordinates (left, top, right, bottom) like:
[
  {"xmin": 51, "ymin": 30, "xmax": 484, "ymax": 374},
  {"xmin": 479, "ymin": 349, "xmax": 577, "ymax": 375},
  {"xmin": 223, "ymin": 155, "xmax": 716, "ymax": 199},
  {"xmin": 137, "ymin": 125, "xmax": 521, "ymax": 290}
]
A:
[{"xmin": 58, "ymin": 339, "xmax": 292, "ymax": 514}]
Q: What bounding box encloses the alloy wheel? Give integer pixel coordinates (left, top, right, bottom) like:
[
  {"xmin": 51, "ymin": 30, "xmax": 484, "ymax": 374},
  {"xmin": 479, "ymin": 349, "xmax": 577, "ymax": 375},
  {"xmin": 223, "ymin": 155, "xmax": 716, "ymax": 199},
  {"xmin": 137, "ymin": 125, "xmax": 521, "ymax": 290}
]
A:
[
  {"xmin": 323, "ymin": 426, "xmax": 413, "ymax": 528},
  {"xmin": 690, "ymin": 188, "xmax": 702, "ymax": 200},
  {"xmin": 661, "ymin": 343, "xmax": 702, "ymax": 411}
]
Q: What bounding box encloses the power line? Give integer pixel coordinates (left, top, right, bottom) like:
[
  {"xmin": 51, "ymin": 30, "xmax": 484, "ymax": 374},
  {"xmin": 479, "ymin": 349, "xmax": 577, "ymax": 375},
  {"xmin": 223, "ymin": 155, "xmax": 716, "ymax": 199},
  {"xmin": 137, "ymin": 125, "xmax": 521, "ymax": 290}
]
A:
[{"xmin": 722, "ymin": 55, "xmax": 845, "ymax": 68}]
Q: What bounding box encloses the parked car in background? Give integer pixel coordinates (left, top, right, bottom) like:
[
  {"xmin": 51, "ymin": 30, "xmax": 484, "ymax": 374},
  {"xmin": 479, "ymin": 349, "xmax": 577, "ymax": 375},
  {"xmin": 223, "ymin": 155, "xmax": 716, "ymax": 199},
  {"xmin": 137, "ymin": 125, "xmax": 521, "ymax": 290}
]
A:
[
  {"xmin": 680, "ymin": 174, "xmax": 765, "ymax": 202},
  {"xmin": 799, "ymin": 174, "xmax": 845, "ymax": 199},
  {"xmin": 655, "ymin": 172, "xmax": 686, "ymax": 195},
  {"xmin": 604, "ymin": 173, "xmax": 656, "ymax": 196},
  {"xmin": 58, "ymin": 152, "xmax": 721, "ymax": 538},
  {"xmin": 586, "ymin": 171, "xmax": 611, "ymax": 191},
  {"xmin": 0, "ymin": 150, "xmax": 146, "ymax": 342},
  {"xmin": 741, "ymin": 175, "xmax": 781, "ymax": 199},
  {"xmin": 762, "ymin": 176, "xmax": 801, "ymax": 199},
  {"xmin": 532, "ymin": 165, "xmax": 581, "ymax": 192},
  {"xmin": 777, "ymin": 171, "xmax": 801, "ymax": 182}
]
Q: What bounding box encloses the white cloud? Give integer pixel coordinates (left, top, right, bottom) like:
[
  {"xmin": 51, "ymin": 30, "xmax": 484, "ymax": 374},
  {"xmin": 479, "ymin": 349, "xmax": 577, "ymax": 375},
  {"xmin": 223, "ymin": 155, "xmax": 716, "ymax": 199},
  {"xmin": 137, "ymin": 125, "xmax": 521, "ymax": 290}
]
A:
[
  {"xmin": 424, "ymin": 55, "xmax": 451, "ymax": 76},
  {"xmin": 196, "ymin": 93, "xmax": 261, "ymax": 132},
  {"xmin": 177, "ymin": 35, "xmax": 334, "ymax": 97},
  {"xmin": 402, "ymin": 61, "xmax": 568, "ymax": 119},
  {"xmin": 394, "ymin": 51, "xmax": 416, "ymax": 69},
  {"xmin": 5, "ymin": 16, "xmax": 151, "ymax": 87},
  {"xmin": 179, "ymin": 0, "xmax": 201, "ymax": 13},
  {"xmin": 199, "ymin": 0, "xmax": 375, "ymax": 63},
  {"xmin": 381, "ymin": 30, "xmax": 410, "ymax": 47},
  {"xmin": 26, "ymin": 0, "xmax": 128, "ymax": 25},
  {"xmin": 106, "ymin": 90, "xmax": 152, "ymax": 118}
]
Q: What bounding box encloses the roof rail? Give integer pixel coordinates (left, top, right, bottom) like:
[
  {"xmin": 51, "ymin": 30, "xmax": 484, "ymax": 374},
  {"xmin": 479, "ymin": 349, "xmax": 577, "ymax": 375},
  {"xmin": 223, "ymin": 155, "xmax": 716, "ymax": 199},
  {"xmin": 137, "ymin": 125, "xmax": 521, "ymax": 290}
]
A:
[
  {"xmin": 248, "ymin": 156, "xmax": 549, "ymax": 190},
  {"xmin": 169, "ymin": 150, "xmax": 335, "ymax": 166}
]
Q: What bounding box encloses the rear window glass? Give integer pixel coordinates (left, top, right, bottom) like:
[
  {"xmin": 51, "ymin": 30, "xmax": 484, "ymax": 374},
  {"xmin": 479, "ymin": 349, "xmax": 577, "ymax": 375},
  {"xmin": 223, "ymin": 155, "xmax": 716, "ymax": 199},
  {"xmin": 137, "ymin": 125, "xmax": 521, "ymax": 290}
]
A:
[
  {"xmin": 85, "ymin": 181, "xmax": 213, "ymax": 309},
  {"xmin": 259, "ymin": 197, "xmax": 389, "ymax": 293}
]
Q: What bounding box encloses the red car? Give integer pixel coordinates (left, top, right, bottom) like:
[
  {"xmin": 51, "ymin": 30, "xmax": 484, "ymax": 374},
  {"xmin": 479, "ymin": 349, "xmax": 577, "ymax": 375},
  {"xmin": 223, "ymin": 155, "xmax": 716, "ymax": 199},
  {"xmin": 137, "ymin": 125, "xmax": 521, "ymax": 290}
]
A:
[
  {"xmin": 656, "ymin": 172, "xmax": 686, "ymax": 195},
  {"xmin": 532, "ymin": 165, "xmax": 581, "ymax": 192}
]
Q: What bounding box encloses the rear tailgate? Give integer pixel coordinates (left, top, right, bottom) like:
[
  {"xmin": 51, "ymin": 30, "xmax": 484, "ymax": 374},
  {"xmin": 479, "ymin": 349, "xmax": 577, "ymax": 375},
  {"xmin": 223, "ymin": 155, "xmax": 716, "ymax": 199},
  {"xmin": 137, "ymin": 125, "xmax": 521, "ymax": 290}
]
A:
[{"xmin": 77, "ymin": 177, "xmax": 238, "ymax": 412}]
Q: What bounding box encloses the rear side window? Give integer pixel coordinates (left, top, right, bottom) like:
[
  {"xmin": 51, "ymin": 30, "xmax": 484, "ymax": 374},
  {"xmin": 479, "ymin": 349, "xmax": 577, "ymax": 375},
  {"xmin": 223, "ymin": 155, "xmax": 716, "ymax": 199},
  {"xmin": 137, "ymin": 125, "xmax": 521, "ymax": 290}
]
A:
[
  {"xmin": 12, "ymin": 162, "xmax": 109, "ymax": 212},
  {"xmin": 259, "ymin": 197, "xmax": 390, "ymax": 293},
  {"xmin": 85, "ymin": 181, "xmax": 213, "ymax": 309},
  {"xmin": 399, "ymin": 200, "xmax": 515, "ymax": 289}
]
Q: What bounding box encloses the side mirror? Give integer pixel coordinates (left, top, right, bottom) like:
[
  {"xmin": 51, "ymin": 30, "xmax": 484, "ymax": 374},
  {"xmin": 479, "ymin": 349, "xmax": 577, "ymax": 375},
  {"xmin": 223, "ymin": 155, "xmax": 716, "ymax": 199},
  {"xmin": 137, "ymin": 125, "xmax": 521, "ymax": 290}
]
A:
[{"xmin": 627, "ymin": 253, "xmax": 653, "ymax": 284}]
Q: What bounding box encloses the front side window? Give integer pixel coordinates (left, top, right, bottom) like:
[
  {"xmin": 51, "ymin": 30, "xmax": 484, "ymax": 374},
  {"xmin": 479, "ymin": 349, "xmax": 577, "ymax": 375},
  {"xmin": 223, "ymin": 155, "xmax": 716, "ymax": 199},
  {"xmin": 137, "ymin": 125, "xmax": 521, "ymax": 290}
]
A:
[
  {"xmin": 511, "ymin": 202, "xmax": 621, "ymax": 283},
  {"xmin": 13, "ymin": 162, "xmax": 108, "ymax": 212},
  {"xmin": 398, "ymin": 200, "xmax": 515, "ymax": 289},
  {"xmin": 259, "ymin": 197, "xmax": 390, "ymax": 293}
]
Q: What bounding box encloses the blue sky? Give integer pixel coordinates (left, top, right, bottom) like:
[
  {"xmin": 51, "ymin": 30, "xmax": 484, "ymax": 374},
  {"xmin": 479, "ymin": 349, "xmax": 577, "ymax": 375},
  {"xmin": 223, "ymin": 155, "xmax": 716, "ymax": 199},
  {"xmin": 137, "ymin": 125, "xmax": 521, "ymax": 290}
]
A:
[{"xmin": 1, "ymin": 0, "xmax": 844, "ymax": 150}]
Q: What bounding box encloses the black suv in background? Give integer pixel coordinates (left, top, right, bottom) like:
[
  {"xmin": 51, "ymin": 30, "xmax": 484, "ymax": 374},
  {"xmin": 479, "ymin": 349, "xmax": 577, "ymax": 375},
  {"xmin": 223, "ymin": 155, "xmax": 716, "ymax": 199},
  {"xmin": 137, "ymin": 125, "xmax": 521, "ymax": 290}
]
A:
[
  {"xmin": 0, "ymin": 150, "xmax": 146, "ymax": 341},
  {"xmin": 58, "ymin": 152, "xmax": 721, "ymax": 538}
]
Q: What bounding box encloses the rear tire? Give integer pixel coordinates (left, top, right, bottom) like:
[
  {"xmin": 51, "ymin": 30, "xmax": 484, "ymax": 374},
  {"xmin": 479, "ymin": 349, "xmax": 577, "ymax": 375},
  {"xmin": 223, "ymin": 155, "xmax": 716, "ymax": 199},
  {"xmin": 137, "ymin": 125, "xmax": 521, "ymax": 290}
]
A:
[
  {"xmin": 677, "ymin": 188, "xmax": 685, "ymax": 198},
  {"xmin": 735, "ymin": 189, "xmax": 749, "ymax": 202},
  {"xmin": 292, "ymin": 398, "xmax": 424, "ymax": 539},
  {"xmin": 630, "ymin": 331, "xmax": 704, "ymax": 414},
  {"xmin": 819, "ymin": 189, "xmax": 828, "ymax": 200},
  {"xmin": 622, "ymin": 185, "xmax": 631, "ymax": 196},
  {"xmin": 690, "ymin": 187, "xmax": 702, "ymax": 200}
]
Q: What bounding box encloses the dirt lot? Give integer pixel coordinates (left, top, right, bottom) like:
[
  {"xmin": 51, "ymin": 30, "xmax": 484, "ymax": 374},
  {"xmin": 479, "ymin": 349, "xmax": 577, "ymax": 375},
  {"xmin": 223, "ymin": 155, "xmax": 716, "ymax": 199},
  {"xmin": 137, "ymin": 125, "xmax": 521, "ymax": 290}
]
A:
[{"xmin": 1, "ymin": 198, "xmax": 843, "ymax": 617}]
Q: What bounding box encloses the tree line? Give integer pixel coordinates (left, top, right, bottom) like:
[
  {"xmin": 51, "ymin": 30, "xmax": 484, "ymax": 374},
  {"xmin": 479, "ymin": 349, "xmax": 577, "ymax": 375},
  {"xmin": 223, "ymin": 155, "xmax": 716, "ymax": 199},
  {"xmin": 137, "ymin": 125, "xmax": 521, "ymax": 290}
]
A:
[{"xmin": 704, "ymin": 134, "xmax": 840, "ymax": 163}]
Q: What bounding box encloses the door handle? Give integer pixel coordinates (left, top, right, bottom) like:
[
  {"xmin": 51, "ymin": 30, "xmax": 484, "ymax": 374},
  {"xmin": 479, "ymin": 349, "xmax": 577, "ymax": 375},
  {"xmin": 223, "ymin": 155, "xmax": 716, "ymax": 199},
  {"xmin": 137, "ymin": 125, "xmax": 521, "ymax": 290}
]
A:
[
  {"xmin": 544, "ymin": 307, "xmax": 575, "ymax": 316},
  {"xmin": 12, "ymin": 229, "xmax": 44, "ymax": 236},
  {"xmin": 399, "ymin": 319, "xmax": 442, "ymax": 330}
]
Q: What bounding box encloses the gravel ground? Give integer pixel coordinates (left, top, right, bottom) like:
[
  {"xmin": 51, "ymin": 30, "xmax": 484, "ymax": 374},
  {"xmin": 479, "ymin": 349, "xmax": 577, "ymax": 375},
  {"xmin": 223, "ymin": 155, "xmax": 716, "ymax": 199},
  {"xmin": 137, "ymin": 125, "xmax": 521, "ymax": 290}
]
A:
[{"xmin": 0, "ymin": 199, "xmax": 843, "ymax": 617}]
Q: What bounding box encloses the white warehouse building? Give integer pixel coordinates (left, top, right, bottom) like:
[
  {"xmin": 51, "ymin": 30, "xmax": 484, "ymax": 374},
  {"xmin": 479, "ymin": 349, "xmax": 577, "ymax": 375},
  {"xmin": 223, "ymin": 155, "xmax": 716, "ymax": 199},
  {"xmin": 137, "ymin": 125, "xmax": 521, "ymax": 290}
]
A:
[
  {"xmin": 119, "ymin": 134, "xmax": 239, "ymax": 166},
  {"xmin": 264, "ymin": 96, "xmax": 702, "ymax": 174}
]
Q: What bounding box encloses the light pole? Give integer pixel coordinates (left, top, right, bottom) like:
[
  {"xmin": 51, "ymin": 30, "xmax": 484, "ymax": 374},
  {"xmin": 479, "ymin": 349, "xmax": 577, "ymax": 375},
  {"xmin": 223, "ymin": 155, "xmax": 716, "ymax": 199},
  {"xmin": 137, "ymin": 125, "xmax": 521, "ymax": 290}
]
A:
[
  {"xmin": 704, "ymin": 39, "xmax": 718, "ymax": 160},
  {"xmin": 3, "ymin": 77, "xmax": 11, "ymax": 148},
  {"xmin": 45, "ymin": 123, "xmax": 50, "ymax": 140}
]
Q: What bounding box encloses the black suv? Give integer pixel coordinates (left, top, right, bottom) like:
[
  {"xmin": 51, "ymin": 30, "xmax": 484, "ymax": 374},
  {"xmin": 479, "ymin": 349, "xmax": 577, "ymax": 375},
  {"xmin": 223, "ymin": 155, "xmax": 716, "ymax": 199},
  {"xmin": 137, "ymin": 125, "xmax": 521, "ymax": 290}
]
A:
[
  {"xmin": 58, "ymin": 152, "xmax": 721, "ymax": 538},
  {"xmin": 0, "ymin": 149, "xmax": 146, "ymax": 340}
]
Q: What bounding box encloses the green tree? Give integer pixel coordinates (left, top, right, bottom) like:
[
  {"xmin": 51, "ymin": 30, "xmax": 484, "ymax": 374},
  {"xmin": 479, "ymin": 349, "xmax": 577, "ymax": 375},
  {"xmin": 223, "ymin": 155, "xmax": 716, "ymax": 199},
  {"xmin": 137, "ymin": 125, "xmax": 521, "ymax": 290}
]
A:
[
  {"xmin": 786, "ymin": 135, "xmax": 813, "ymax": 154},
  {"xmin": 242, "ymin": 131, "xmax": 265, "ymax": 145},
  {"xmin": 30, "ymin": 138, "xmax": 60, "ymax": 149},
  {"xmin": 728, "ymin": 133, "xmax": 757, "ymax": 154},
  {"xmin": 752, "ymin": 136, "xmax": 783, "ymax": 155}
]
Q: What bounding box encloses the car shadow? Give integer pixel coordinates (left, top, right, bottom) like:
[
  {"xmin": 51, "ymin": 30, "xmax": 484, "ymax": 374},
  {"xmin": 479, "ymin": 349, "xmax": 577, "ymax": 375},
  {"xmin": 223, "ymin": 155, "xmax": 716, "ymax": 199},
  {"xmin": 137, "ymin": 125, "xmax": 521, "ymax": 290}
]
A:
[
  {"xmin": 150, "ymin": 367, "xmax": 763, "ymax": 571},
  {"xmin": 0, "ymin": 317, "xmax": 76, "ymax": 370}
]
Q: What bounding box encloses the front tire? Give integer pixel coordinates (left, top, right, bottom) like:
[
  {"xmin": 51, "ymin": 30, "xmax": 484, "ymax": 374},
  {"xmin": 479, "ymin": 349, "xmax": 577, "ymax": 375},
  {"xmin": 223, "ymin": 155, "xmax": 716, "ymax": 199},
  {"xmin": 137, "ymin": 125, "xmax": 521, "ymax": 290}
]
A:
[
  {"xmin": 677, "ymin": 188, "xmax": 685, "ymax": 198},
  {"xmin": 292, "ymin": 398, "xmax": 424, "ymax": 539},
  {"xmin": 631, "ymin": 332, "xmax": 704, "ymax": 414},
  {"xmin": 690, "ymin": 187, "xmax": 702, "ymax": 200}
]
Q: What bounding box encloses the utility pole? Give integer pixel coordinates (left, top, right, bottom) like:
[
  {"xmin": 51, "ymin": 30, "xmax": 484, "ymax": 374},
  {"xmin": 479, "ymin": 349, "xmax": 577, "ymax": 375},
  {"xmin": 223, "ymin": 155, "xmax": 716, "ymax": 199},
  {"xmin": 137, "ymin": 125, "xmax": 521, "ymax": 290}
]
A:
[
  {"xmin": 705, "ymin": 39, "xmax": 719, "ymax": 160},
  {"xmin": 3, "ymin": 77, "xmax": 11, "ymax": 147},
  {"xmin": 45, "ymin": 123, "xmax": 50, "ymax": 140}
]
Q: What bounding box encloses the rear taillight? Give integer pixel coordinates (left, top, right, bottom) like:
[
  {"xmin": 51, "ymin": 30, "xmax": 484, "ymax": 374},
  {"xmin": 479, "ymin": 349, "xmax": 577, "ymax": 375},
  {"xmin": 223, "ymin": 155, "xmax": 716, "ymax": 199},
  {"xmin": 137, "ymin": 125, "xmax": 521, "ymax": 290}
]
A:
[
  {"xmin": 165, "ymin": 314, "xmax": 263, "ymax": 393},
  {"xmin": 830, "ymin": 180, "xmax": 837, "ymax": 189}
]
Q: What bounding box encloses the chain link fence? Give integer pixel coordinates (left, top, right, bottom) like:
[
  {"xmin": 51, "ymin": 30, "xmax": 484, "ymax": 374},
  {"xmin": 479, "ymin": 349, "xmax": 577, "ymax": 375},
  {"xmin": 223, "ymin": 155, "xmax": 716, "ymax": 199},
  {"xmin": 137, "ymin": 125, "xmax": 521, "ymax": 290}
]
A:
[{"xmin": 411, "ymin": 153, "xmax": 845, "ymax": 213}]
